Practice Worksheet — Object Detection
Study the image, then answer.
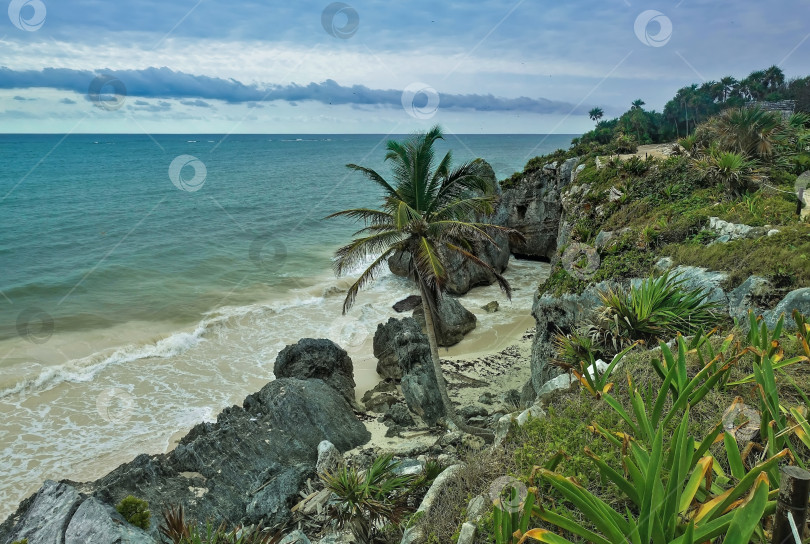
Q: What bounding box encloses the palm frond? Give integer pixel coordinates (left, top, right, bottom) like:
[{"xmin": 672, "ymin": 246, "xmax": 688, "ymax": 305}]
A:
[
  {"xmin": 431, "ymin": 196, "xmax": 497, "ymax": 222},
  {"xmin": 324, "ymin": 208, "xmax": 394, "ymax": 225},
  {"xmin": 342, "ymin": 248, "xmax": 397, "ymax": 313},
  {"xmin": 445, "ymin": 243, "xmax": 512, "ymax": 300},
  {"xmin": 413, "ymin": 236, "xmax": 446, "ymax": 293},
  {"xmin": 333, "ymin": 230, "xmax": 405, "ymax": 276},
  {"xmin": 346, "ymin": 163, "xmax": 398, "ymax": 196}
]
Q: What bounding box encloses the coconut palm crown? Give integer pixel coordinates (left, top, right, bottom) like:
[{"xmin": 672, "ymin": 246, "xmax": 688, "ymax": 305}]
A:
[
  {"xmin": 328, "ymin": 125, "xmax": 514, "ymax": 315},
  {"xmin": 327, "ymin": 125, "xmax": 519, "ymax": 438}
]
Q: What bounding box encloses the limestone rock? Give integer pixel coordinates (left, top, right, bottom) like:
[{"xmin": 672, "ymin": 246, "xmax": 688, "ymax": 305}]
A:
[
  {"xmin": 396, "ymin": 330, "xmax": 445, "ymax": 426},
  {"xmin": 383, "ymin": 403, "xmax": 415, "ymax": 427},
  {"xmin": 2, "ymin": 480, "xmax": 83, "ymax": 544},
  {"xmin": 361, "ymin": 381, "xmax": 402, "ymax": 413},
  {"xmin": 497, "ymin": 158, "xmax": 579, "ymax": 259},
  {"xmin": 64, "ymin": 497, "xmax": 155, "ymax": 544},
  {"xmin": 373, "ymin": 317, "xmax": 424, "ymax": 380},
  {"xmin": 413, "ymin": 296, "xmax": 477, "ymax": 347},
  {"xmin": 280, "ymin": 530, "xmax": 312, "ymax": 543},
  {"xmin": 765, "ymin": 288, "xmax": 810, "ymax": 331},
  {"xmin": 274, "ymin": 339, "xmax": 357, "ymax": 405},
  {"xmin": 727, "ymin": 276, "xmax": 773, "ymax": 325},
  {"xmin": 466, "ymin": 495, "xmax": 488, "ymax": 522},
  {"xmin": 393, "ymin": 295, "xmax": 422, "ymax": 313},
  {"xmin": 457, "ymin": 522, "xmax": 477, "ymax": 544},
  {"xmin": 315, "ymin": 441, "xmax": 343, "ymax": 476},
  {"xmin": 482, "ymin": 301, "xmax": 499, "ymax": 313}
]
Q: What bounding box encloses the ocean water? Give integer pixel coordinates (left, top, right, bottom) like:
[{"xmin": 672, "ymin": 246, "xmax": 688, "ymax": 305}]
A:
[{"xmin": 0, "ymin": 133, "xmax": 571, "ymax": 521}]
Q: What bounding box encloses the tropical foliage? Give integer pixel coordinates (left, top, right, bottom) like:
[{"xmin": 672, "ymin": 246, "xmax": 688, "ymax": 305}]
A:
[{"xmin": 328, "ymin": 125, "xmax": 518, "ymax": 436}]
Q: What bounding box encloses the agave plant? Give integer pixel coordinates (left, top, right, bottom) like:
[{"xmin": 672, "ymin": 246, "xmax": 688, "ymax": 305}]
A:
[
  {"xmin": 695, "ymin": 149, "xmax": 762, "ymax": 197},
  {"xmin": 594, "ymin": 271, "xmax": 725, "ymax": 350},
  {"xmin": 159, "ymin": 505, "xmax": 286, "ymax": 544},
  {"xmin": 321, "ymin": 454, "xmax": 427, "ymax": 542},
  {"xmin": 516, "ymin": 336, "xmax": 786, "ymax": 544}
]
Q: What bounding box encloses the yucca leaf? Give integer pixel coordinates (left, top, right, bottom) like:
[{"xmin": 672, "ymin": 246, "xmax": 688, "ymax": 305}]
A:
[
  {"xmin": 679, "ymin": 457, "xmax": 714, "ymax": 514},
  {"xmin": 722, "ymin": 473, "xmax": 770, "ymax": 544},
  {"xmin": 517, "ymin": 528, "xmax": 580, "ymax": 544},
  {"xmin": 724, "ymin": 432, "xmax": 746, "ymax": 481}
]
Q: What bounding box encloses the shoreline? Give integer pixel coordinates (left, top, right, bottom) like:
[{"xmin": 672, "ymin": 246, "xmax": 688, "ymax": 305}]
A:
[{"xmin": 0, "ymin": 257, "xmax": 549, "ymax": 523}]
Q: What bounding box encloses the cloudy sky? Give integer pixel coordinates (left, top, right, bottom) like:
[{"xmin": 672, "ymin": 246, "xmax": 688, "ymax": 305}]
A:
[{"xmin": 0, "ymin": 0, "xmax": 808, "ymax": 133}]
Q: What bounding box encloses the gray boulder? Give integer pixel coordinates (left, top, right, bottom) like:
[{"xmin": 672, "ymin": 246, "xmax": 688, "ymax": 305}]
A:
[
  {"xmin": 413, "ymin": 296, "xmax": 477, "ymax": 347},
  {"xmin": 727, "ymin": 276, "xmax": 774, "ymax": 326},
  {"xmin": 2, "ymin": 481, "xmax": 156, "ymax": 544},
  {"xmin": 481, "ymin": 301, "xmax": 499, "ymax": 313},
  {"xmin": 765, "ymin": 288, "xmax": 810, "ymax": 331},
  {"xmin": 525, "ymin": 290, "xmax": 600, "ymax": 401},
  {"xmin": 2, "ymin": 480, "xmax": 84, "ymax": 544},
  {"xmin": 64, "ymin": 497, "xmax": 155, "ymax": 544},
  {"xmin": 315, "ymin": 441, "xmax": 343, "ymax": 476},
  {"xmin": 361, "ymin": 380, "xmax": 402, "ymax": 413},
  {"xmin": 666, "ymin": 266, "xmax": 728, "ymax": 306},
  {"xmin": 383, "ymin": 403, "xmax": 416, "ymax": 427},
  {"xmin": 373, "ymin": 317, "xmax": 424, "ymax": 380},
  {"xmin": 1, "ymin": 378, "xmax": 370, "ymax": 543},
  {"xmin": 393, "ymin": 295, "xmax": 422, "ymax": 313},
  {"xmin": 274, "ymin": 338, "xmax": 357, "ymax": 405},
  {"xmin": 396, "ymin": 328, "xmax": 446, "ymax": 426},
  {"xmin": 280, "ymin": 530, "xmax": 312, "ymax": 544}
]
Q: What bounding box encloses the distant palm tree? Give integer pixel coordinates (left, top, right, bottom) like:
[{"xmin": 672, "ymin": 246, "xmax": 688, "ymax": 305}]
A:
[
  {"xmin": 719, "ymin": 76, "xmax": 739, "ymax": 102},
  {"xmin": 328, "ymin": 126, "xmax": 517, "ymax": 438},
  {"xmin": 631, "ymin": 99, "xmax": 646, "ymax": 111},
  {"xmin": 588, "ymin": 107, "xmax": 604, "ymax": 123}
]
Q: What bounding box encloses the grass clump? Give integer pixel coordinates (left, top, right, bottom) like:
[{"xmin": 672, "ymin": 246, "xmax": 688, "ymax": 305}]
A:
[{"xmin": 665, "ymin": 223, "xmax": 810, "ymax": 290}]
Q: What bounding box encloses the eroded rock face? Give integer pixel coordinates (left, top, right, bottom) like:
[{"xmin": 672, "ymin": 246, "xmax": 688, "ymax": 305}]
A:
[
  {"xmin": 412, "ymin": 296, "xmax": 477, "ymax": 347},
  {"xmin": 373, "ymin": 317, "xmax": 424, "ymax": 379},
  {"xmin": 497, "ymin": 157, "xmax": 580, "ymax": 260},
  {"xmin": 274, "ymin": 338, "xmax": 357, "ymax": 405},
  {"xmin": 395, "ymin": 329, "xmax": 445, "ymax": 426},
  {"xmin": 0, "ymin": 378, "xmax": 370, "ymax": 543},
  {"xmin": 765, "ymin": 288, "xmax": 810, "ymax": 330},
  {"xmin": 525, "ymin": 289, "xmax": 600, "ymax": 402}
]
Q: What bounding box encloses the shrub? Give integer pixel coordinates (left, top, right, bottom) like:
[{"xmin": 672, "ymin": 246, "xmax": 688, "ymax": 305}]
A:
[
  {"xmin": 116, "ymin": 495, "xmax": 150, "ymax": 530},
  {"xmin": 594, "ymin": 271, "xmax": 725, "ymax": 350}
]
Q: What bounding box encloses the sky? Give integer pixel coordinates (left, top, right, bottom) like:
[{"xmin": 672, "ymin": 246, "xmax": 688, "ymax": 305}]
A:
[{"xmin": 0, "ymin": 0, "xmax": 808, "ymax": 133}]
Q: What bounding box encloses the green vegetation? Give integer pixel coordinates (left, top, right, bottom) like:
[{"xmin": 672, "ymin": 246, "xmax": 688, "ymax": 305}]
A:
[
  {"xmin": 593, "ymin": 271, "xmax": 725, "ymax": 350},
  {"xmin": 115, "ymin": 495, "xmax": 150, "ymax": 530},
  {"xmin": 329, "ymin": 125, "xmax": 520, "ymax": 438},
  {"xmin": 159, "ymin": 505, "xmax": 284, "ymax": 544},
  {"xmin": 320, "ymin": 454, "xmax": 443, "ymax": 542}
]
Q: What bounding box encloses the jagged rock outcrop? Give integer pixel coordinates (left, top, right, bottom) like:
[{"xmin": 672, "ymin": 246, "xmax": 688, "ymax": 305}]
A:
[
  {"xmin": 395, "ymin": 328, "xmax": 446, "ymax": 426},
  {"xmin": 373, "ymin": 317, "xmax": 424, "ymax": 379},
  {"xmin": 765, "ymin": 287, "xmax": 810, "ymax": 330},
  {"xmin": 412, "ymin": 296, "xmax": 477, "ymax": 347},
  {"xmin": 0, "ymin": 378, "xmax": 370, "ymax": 544},
  {"xmin": 497, "ymin": 157, "xmax": 580, "ymax": 260},
  {"xmin": 2, "ymin": 480, "xmax": 157, "ymax": 544},
  {"xmin": 274, "ymin": 338, "xmax": 357, "ymax": 405},
  {"xmin": 524, "ymin": 289, "xmax": 601, "ymax": 402}
]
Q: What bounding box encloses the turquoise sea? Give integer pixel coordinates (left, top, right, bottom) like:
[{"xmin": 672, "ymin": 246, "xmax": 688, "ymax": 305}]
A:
[{"xmin": 0, "ymin": 133, "xmax": 572, "ymax": 520}]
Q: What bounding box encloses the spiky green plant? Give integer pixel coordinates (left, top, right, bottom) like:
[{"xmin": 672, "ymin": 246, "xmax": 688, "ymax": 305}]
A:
[
  {"xmin": 595, "ymin": 271, "xmax": 725, "ymax": 350},
  {"xmin": 517, "ymin": 336, "xmax": 785, "ymax": 544},
  {"xmin": 321, "ymin": 454, "xmax": 424, "ymax": 542}
]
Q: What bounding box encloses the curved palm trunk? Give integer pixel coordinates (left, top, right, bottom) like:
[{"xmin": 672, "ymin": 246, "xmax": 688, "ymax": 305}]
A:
[{"xmin": 417, "ymin": 279, "xmax": 494, "ymax": 441}]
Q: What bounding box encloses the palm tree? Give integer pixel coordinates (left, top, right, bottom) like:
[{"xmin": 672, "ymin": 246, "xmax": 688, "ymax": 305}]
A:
[
  {"xmin": 631, "ymin": 99, "xmax": 646, "ymax": 111},
  {"xmin": 327, "ymin": 126, "xmax": 517, "ymax": 439},
  {"xmin": 588, "ymin": 107, "xmax": 604, "ymax": 123}
]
